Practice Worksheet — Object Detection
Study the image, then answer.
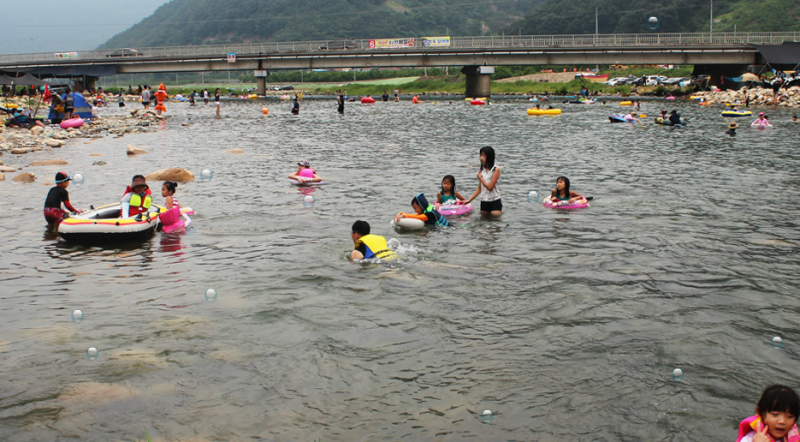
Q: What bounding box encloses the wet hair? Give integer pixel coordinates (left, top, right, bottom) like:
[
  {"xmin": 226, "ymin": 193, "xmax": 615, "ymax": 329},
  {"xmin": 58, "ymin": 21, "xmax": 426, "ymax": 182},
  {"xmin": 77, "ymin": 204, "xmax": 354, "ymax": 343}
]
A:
[
  {"xmin": 556, "ymin": 176, "xmax": 570, "ymax": 198},
  {"xmin": 352, "ymin": 220, "xmax": 370, "ymax": 236},
  {"xmin": 757, "ymin": 385, "xmax": 800, "ymax": 420},
  {"xmin": 479, "ymin": 146, "xmax": 495, "ymax": 170},
  {"xmin": 163, "ymin": 181, "xmax": 178, "ymax": 194},
  {"xmin": 441, "ymin": 175, "xmax": 456, "ymax": 195}
]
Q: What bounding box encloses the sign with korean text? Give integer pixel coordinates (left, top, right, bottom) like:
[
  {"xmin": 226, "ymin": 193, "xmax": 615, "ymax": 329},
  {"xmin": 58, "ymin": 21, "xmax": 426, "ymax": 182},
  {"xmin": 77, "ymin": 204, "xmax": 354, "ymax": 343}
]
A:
[
  {"xmin": 368, "ymin": 38, "xmax": 415, "ymax": 49},
  {"xmin": 227, "ymin": 53, "xmax": 236, "ymax": 63},
  {"xmin": 422, "ymin": 37, "xmax": 451, "ymax": 47},
  {"xmin": 55, "ymin": 52, "xmax": 79, "ymax": 59}
]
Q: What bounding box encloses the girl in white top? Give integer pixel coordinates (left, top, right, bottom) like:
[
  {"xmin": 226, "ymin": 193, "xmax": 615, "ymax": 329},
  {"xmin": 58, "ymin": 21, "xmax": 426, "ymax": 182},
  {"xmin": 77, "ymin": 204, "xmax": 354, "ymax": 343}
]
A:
[{"xmin": 464, "ymin": 146, "xmax": 502, "ymax": 216}]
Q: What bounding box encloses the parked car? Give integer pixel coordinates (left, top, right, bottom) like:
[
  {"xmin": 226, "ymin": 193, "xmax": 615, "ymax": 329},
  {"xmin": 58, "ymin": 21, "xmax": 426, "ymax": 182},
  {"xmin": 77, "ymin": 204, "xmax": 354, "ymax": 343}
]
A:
[
  {"xmin": 604, "ymin": 77, "xmax": 631, "ymax": 86},
  {"xmin": 662, "ymin": 77, "xmax": 689, "ymax": 85},
  {"xmin": 106, "ymin": 48, "xmax": 140, "ymax": 58},
  {"xmin": 645, "ymin": 75, "xmax": 668, "ymax": 86},
  {"xmin": 278, "ymin": 85, "xmax": 295, "ymax": 91},
  {"xmin": 319, "ymin": 39, "xmax": 357, "ymax": 50},
  {"xmin": 268, "ymin": 86, "xmax": 281, "ymax": 91}
]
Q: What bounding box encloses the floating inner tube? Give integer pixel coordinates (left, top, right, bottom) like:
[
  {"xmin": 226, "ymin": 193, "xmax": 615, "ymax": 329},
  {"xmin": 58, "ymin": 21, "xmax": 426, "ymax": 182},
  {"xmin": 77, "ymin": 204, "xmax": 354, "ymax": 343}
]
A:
[
  {"xmin": 666, "ymin": 96, "xmax": 676, "ymax": 101},
  {"xmin": 395, "ymin": 218, "xmax": 425, "ymax": 229},
  {"xmin": 60, "ymin": 118, "xmax": 84, "ymax": 129},
  {"xmin": 543, "ymin": 195, "xmax": 590, "ymax": 210},
  {"xmin": 608, "ymin": 114, "xmax": 634, "ymax": 123},
  {"xmin": 527, "ymin": 108, "xmax": 562, "ymax": 115},
  {"xmin": 58, "ymin": 203, "xmax": 165, "ymax": 243},
  {"xmin": 619, "ymin": 101, "xmax": 633, "ymax": 106},
  {"xmin": 469, "ymin": 100, "xmax": 486, "ymax": 106},
  {"xmin": 361, "ymin": 97, "xmax": 376, "ymax": 104},
  {"xmin": 289, "ymin": 179, "xmax": 327, "ymax": 186},
  {"xmin": 437, "ymin": 202, "xmax": 473, "ymax": 216},
  {"xmin": 721, "ymin": 110, "xmax": 753, "ymax": 117}
]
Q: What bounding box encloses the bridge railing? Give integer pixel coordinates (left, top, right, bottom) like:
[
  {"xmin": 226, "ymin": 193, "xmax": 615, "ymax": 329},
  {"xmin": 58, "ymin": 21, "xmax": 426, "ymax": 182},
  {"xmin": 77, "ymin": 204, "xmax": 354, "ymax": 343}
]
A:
[{"xmin": 1, "ymin": 32, "xmax": 798, "ymax": 65}]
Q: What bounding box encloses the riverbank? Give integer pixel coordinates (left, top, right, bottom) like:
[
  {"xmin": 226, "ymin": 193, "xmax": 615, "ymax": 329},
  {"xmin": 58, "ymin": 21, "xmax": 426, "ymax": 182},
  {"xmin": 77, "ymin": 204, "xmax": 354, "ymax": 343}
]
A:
[{"xmin": 689, "ymin": 86, "xmax": 800, "ymax": 108}]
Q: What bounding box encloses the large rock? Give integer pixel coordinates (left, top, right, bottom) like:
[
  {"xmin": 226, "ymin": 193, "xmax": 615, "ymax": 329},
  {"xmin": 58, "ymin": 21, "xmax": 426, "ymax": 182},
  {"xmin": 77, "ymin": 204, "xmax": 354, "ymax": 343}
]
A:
[
  {"xmin": 0, "ymin": 172, "xmax": 4, "ymax": 181},
  {"xmin": 224, "ymin": 149, "xmax": 244, "ymax": 154},
  {"xmin": 89, "ymin": 153, "xmax": 102, "ymax": 156},
  {"xmin": 127, "ymin": 145, "xmax": 148, "ymax": 155},
  {"xmin": 30, "ymin": 159, "xmax": 68, "ymax": 166},
  {"xmin": 11, "ymin": 148, "xmax": 32, "ymax": 154},
  {"xmin": 30, "ymin": 126, "xmax": 43, "ymax": 135},
  {"xmin": 45, "ymin": 139, "xmax": 65, "ymax": 147},
  {"xmin": 12, "ymin": 172, "xmax": 35, "ymax": 183},
  {"xmin": 146, "ymin": 168, "xmax": 195, "ymax": 182},
  {"xmin": 0, "ymin": 165, "xmax": 16, "ymax": 172}
]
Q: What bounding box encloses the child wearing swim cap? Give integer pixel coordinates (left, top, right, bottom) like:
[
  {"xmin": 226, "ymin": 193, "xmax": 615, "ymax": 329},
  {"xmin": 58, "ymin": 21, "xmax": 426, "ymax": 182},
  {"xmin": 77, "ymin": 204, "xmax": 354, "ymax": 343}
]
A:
[
  {"xmin": 736, "ymin": 385, "xmax": 799, "ymax": 442},
  {"xmin": 289, "ymin": 160, "xmax": 323, "ymax": 183}
]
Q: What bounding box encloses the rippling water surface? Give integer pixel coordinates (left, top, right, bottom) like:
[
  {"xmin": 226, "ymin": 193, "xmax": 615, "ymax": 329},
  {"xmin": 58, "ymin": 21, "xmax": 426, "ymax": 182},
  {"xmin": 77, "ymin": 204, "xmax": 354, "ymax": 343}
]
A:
[{"xmin": 1, "ymin": 97, "xmax": 799, "ymax": 441}]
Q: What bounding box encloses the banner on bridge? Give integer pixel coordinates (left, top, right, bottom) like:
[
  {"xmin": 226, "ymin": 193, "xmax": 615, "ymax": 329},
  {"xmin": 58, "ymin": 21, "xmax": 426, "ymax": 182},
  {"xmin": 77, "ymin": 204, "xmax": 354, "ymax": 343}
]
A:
[
  {"xmin": 422, "ymin": 37, "xmax": 451, "ymax": 47},
  {"xmin": 55, "ymin": 52, "xmax": 78, "ymax": 59},
  {"xmin": 368, "ymin": 38, "xmax": 415, "ymax": 49}
]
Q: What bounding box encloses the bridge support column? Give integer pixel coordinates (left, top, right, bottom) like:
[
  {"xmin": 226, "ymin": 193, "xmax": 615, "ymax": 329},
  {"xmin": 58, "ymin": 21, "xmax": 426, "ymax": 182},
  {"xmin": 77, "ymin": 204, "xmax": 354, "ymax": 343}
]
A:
[
  {"xmin": 461, "ymin": 66, "xmax": 494, "ymax": 98},
  {"xmin": 257, "ymin": 77, "xmax": 266, "ymax": 95}
]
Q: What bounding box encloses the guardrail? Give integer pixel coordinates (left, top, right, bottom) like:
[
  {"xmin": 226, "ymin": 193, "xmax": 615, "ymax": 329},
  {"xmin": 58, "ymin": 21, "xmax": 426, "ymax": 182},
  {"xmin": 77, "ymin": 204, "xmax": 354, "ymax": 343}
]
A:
[{"xmin": 0, "ymin": 32, "xmax": 796, "ymax": 65}]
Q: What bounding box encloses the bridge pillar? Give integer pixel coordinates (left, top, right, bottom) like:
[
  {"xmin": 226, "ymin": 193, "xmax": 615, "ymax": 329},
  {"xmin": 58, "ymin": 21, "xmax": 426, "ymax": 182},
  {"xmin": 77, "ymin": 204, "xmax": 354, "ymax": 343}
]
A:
[
  {"xmin": 257, "ymin": 77, "xmax": 266, "ymax": 95},
  {"xmin": 461, "ymin": 66, "xmax": 494, "ymax": 98}
]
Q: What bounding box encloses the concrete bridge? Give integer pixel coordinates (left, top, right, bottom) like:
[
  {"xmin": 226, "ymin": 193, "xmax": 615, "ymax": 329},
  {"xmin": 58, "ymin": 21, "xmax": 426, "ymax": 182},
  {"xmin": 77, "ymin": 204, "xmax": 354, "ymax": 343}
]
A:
[{"xmin": 1, "ymin": 32, "xmax": 797, "ymax": 96}]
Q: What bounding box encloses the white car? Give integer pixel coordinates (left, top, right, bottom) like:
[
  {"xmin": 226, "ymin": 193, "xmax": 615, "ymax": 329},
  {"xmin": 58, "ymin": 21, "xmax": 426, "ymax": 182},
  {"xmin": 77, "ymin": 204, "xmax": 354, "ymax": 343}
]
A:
[
  {"xmin": 645, "ymin": 75, "xmax": 669, "ymax": 86},
  {"xmin": 603, "ymin": 77, "xmax": 631, "ymax": 86}
]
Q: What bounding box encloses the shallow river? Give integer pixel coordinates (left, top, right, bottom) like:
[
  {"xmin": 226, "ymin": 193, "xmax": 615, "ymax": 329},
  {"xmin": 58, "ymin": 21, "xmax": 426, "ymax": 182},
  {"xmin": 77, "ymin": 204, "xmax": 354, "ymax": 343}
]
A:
[{"xmin": 1, "ymin": 97, "xmax": 799, "ymax": 441}]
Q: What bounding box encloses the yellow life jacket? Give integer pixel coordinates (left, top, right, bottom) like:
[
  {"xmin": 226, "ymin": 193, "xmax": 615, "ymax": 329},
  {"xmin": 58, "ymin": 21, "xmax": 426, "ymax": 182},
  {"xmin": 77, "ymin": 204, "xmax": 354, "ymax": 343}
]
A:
[
  {"xmin": 129, "ymin": 192, "xmax": 152, "ymax": 214},
  {"xmin": 355, "ymin": 234, "xmax": 397, "ymax": 260}
]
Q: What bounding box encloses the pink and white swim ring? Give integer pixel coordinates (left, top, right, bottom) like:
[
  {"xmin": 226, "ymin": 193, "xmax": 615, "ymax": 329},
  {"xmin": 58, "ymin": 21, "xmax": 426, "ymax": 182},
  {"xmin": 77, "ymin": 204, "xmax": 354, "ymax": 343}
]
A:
[
  {"xmin": 60, "ymin": 118, "xmax": 84, "ymax": 129},
  {"xmin": 543, "ymin": 195, "xmax": 590, "ymax": 209},
  {"xmin": 437, "ymin": 201, "xmax": 473, "ymax": 216}
]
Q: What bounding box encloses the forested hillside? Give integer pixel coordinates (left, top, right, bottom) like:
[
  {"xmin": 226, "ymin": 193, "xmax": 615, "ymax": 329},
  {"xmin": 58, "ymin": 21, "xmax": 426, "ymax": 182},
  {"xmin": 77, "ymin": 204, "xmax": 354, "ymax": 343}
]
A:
[
  {"xmin": 100, "ymin": 0, "xmax": 545, "ymax": 48},
  {"xmin": 505, "ymin": 0, "xmax": 800, "ymax": 35}
]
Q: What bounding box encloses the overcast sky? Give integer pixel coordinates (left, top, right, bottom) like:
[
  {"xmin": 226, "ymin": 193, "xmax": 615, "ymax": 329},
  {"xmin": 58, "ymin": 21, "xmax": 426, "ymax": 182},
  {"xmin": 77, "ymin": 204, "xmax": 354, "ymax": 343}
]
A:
[{"xmin": 1, "ymin": 0, "xmax": 168, "ymax": 54}]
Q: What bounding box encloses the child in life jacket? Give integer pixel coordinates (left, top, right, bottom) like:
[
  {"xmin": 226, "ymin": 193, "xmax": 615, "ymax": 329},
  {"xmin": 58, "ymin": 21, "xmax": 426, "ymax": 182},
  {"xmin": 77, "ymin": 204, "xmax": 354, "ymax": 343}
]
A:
[
  {"xmin": 350, "ymin": 220, "xmax": 397, "ymax": 261},
  {"xmin": 43, "ymin": 172, "xmax": 79, "ymax": 225},
  {"xmin": 737, "ymin": 384, "xmax": 799, "ymax": 442},
  {"xmin": 437, "ymin": 175, "xmax": 466, "ymax": 205},
  {"xmin": 394, "ymin": 193, "xmax": 449, "ymax": 227},
  {"xmin": 120, "ymin": 175, "xmax": 152, "ymax": 218},
  {"xmin": 549, "ymin": 176, "xmax": 582, "ymax": 205},
  {"xmin": 289, "ymin": 160, "xmax": 323, "ymax": 183}
]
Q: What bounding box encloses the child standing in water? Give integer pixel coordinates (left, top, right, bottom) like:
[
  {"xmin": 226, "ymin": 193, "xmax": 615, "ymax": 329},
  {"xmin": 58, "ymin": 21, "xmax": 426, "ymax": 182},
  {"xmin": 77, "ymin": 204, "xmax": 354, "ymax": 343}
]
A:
[
  {"xmin": 549, "ymin": 176, "xmax": 582, "ymax": 204},
  {"xmin": 437, "ymin": 175, "xmax": 465, "ymax": 204},
  {"xmin": 464, "ymin": 146, "xmax": 502, "ymax": 216},
  {"xmin": 162, "ymin": 181, "xmax": 179, "ymax": 210},
  {"xmin": 736, "ymin": 384, "xmax": 799, "ymax": 442},
  {"xmin": 43, "ymin": 172, "xmax": 79, "ymax": 225}
]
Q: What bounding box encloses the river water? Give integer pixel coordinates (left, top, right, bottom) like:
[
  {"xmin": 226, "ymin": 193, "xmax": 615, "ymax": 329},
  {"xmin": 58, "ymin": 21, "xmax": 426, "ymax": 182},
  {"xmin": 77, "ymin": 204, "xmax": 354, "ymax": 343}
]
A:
[{"xmin": 1, "ymin": 97, "xmax": 799, "ymax": 441}]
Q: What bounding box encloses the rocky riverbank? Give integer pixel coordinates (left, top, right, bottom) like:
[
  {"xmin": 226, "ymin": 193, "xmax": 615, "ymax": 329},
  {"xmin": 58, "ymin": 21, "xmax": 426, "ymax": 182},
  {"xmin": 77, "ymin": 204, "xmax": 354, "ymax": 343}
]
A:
[{"xmin": 689, "ymin": 86, "xmax": 800, "ymax": 108}]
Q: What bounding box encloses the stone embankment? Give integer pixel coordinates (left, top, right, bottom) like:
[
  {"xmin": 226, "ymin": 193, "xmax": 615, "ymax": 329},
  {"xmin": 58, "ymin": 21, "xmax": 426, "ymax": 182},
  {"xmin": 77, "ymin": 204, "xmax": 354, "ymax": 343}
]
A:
[{"xmin": 690, "ymin": 86, "xmax": 800, "ymax": 108}]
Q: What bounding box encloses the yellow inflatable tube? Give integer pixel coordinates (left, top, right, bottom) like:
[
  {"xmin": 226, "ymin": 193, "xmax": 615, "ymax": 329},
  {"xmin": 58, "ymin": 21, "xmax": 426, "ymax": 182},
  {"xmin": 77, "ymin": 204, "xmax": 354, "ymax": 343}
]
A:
[
  {"xmin": 619, "ymin": 101, "xmax": 633, "ymax": 106},
  {"xmin": 527, "ymin": 108, "xmax": 562, "ymax": 115}
]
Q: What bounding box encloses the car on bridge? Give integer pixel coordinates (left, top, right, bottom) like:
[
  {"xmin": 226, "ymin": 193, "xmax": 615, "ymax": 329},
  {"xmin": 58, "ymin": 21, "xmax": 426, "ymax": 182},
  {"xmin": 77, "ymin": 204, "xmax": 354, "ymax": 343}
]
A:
[{"xmin": 106, "ymin": 48, "xmax": 140, "ymax": 58}]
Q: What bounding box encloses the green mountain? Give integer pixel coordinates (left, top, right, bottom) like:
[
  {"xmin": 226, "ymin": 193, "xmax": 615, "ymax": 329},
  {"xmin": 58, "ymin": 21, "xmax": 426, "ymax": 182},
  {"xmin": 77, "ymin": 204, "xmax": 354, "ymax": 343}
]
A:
[
  {"xmin": 100, "ymin": 0, "xmax": 546, "ymax": 48},
  {"xmin": 505, "ymin": 0, "xmax": 800, "ymax": 35}
]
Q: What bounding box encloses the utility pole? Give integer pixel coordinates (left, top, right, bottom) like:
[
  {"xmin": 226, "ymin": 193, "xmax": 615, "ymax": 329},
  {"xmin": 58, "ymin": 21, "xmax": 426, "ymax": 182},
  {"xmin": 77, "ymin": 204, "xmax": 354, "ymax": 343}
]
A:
[
  {"xmin": 595, "ymin": 8, "xmax": 598, "ymax": 35},
  {"xmin": 709, "ymin": 0, "xmax": 713, "ymax": 39}
]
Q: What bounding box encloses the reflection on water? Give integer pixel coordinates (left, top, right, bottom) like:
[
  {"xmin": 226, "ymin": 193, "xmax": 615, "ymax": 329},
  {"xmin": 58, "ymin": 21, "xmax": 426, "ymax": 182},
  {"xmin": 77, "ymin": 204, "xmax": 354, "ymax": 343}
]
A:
[{"xmin": 1, "ymin": 98, "xmax": 799, "ymax": 441}]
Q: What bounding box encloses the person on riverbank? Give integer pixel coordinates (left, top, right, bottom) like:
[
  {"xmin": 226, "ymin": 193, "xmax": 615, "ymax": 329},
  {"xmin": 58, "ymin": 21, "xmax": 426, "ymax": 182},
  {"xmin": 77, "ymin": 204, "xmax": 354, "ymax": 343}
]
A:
[
  {"xmin": 43, "ymin": 172, "xmax": 79, "ymax": 225},
  {"xmin": 214, "ymin": 88, "xmax": 221, "ymax": 116},
  {"xmin": 744, "ymin": 90, "xmax": 750, "ymax": 108},
  {"xmin": 63, "ymin": 89, "xmax": 75, "ymax": 119},
  {"xmin": 726, "ymin": 122, "xmax": 739, "ymax": 136},
  {"xmin": 189, "ymin": 90, "xmax": 196, "ymax": 106},
  {"xmin": 337, "ymin": 94, "xmax": 345, "ymax": 114},
  {"xmin": 203, "ymin": 89, "xmax": 209, "ymax": 105},
  {"xmin": 141, "ymin": 85, "xmax": 150, "ymax": 111},
  {"xmin": 350, "ymin": 220, "xmax": 397, "ymax": 261},
  {"xmin": 437, "ymin": 175, "xmax": 465, "ymax": 205},
  {"xmin": 464, "ymin": 146, "xmax": 502, "ymax": 216},
  {"xmin": 549, "ymin": 176, "xmax": 582, "ymax": 204},
  {"xmin": 736, "ymin": 384, "xmax": 799, "ymax": 442},
  {"xmin": 120, "ymin": 175, "xmax": 152, "ymax": 218},
  {"xmin": 289, "ymin": 160, "xmax": 322, "ymax": 183},
  {"xmin": 394, "ymin": 193, "xmax": 449, "ymax": 227},
  {"xmin": 291, "ymin": 97, "xmax": 299, "ymax": 115}
]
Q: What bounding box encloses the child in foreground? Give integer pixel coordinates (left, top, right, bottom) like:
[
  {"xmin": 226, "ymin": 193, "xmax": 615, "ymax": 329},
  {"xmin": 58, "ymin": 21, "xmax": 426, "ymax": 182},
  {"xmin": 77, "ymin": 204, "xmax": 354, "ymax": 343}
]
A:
[
  {"xmin": 437, "ymin": 175, "xmax": 465, "ymax": 205},
  {"xmin": 463, "ymin": 146, "xmax": 502, "ymax": 216},
  {"xmin": 289, "ymin": 160, "xmax": 323, "ymax": 183},
  {"xmin": 737, "ymin": 384, "xmax": 799, "ymax": 442},
  {"xmin": 350, "ymin": 220, "xmax": 397, "ymax": 261},
  {"xmin": 394, "ymin": 193, "xmax": 449, "ymax": 227},
  {"xmin": 43, "ymin": 172, "xmax": 79, "ymax": 225}
]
